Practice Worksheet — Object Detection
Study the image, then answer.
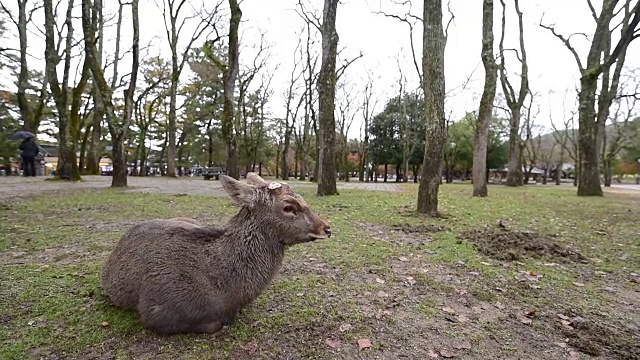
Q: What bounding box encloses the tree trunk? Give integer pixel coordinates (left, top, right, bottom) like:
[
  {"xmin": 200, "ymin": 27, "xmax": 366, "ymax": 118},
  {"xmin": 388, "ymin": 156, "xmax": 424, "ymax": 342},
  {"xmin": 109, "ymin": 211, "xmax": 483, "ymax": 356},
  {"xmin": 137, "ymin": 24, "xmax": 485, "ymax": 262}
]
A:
[
  {"xmin": 384, "ymin": 164, "xmax": 388, "ymax": 182},
  {"xmin": 472, "ymin": 0, "xmax": 497, "ymax": 197},
  {"xmin": 577, "ymin": 75, "xmax": 603, "ymax": 196},
  {"xmin": 79, "ymin": 122, "xmax": 91, "ymax": 173},
  {"xmin": 417, "ymin": 0, "xmax": 446, "ymax": 215},
  {"xmin": 43, "ymin": 0, "xmax": 80, "ymax": 181},
  {"xmin": 316, "ymin": 0, "xmax": 340, "ymax": 196},
  {"xmin": 282, "ymin": 138, "xmax": 290, "ymax": 180},
  {"xmin": 86, "ymin": 0, "xmax": 104, "ymax": 175},
  {"xmin": 222, "ymin": 0, "xmax": 241, "ymax": 179},
  {"xmin": 111, "ymin": 135, "xmax": 127, "ymax": 186}
]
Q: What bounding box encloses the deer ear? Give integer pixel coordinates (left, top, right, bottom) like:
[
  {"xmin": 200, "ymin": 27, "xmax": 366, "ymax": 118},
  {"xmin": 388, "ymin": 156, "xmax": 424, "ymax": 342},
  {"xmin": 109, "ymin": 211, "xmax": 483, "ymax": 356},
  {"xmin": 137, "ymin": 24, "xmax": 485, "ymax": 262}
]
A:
[
  {"xmin": 246, "ymin": 172, "xmax": 268, "ymax": 187},
  {"xmin": 219, "ymin": 175, "xmax": 256, "ymax": 207}
]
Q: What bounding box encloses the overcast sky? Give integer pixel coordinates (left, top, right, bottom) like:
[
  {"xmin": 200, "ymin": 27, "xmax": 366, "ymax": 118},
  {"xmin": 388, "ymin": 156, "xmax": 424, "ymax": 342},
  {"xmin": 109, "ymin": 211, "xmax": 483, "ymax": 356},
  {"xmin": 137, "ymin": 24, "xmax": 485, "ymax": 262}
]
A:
[{"xmin": 2, "ymin": 0, "xmax": 639, "ymax": 140}]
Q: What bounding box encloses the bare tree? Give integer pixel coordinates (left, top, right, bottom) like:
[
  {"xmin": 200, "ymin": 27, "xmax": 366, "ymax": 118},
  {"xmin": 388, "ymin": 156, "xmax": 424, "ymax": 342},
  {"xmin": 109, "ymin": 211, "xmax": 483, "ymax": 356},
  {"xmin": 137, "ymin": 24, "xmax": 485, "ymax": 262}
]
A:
[
  {"xmin": 472, "ymin": 0, "xmax": 498, "ymax": 197},
  {"xmin": 280, "ymin": 33, "xmax": 304, "ymax": 181},
  {"xmin": 156, "ymin": 0, "xmax": 220, "ymax": 177},
  {"xmin": 550, "ymin": 96, "xmax": 580, "ymax": 186},
  {"xmin": 336, "ymin": 81, "xmax": 357, "ymax": 182},
  {"xmin": 0, "ymin": 0, "xmax": 49, "ymax": 133},
  {"xmin": 602, "ymin": 73, "xmax": 639, "ymax": 186},
  {"xmin": 359, "ymin": 74, "xmax": 377, "ymax": 182},
  {"xmin": 85, "ymin": 0, "xmax": 103, "ymax": 175},
  {"xmin": 43, "ymin": 0, "xmax": 90, "ymax": 181},
  {"xmin": 81, "ymin": 0, "xmax": 139, "ymax": 187},
  {"xmin": 221, "ymin": 0, "xmax": 240, "ymax": 179},
  {"xmin": 298, "ymin": 21, "xmax": 319, "ymax": 181},
  {"xmin": 541, "ymin": 0, "xmax": 640, "ymax": 196},
  {"xmin": 498, "ymin": 0, "xmax": 529, "ymax": 187},
  {"xmin": 417, "ymin": 0, "xmax": 447, "ymax": 215},
  {"xmin": 315, "ymin": 0, "xmax": 340, "ymax": 195}
]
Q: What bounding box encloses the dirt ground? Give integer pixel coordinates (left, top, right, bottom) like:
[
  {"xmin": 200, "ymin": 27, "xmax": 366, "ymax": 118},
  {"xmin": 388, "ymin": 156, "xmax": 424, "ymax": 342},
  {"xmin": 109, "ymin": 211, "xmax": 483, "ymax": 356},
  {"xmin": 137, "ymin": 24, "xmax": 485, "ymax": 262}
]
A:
[{"xmin": 0, "ymin": 177, "xmax": 638, "ymax": 360}]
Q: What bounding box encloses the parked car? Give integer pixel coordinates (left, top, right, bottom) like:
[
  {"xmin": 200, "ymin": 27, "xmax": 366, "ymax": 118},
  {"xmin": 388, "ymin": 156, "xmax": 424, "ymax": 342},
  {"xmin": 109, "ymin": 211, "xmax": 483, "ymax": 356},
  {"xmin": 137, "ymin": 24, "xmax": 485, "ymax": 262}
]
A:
[
  {"xmin": 101, "ymin": 165, "xmax": 113, "ymax": 176},
  {"xmin": 202, "ymin": 166, "xmax": 225, "ymax": 180}
]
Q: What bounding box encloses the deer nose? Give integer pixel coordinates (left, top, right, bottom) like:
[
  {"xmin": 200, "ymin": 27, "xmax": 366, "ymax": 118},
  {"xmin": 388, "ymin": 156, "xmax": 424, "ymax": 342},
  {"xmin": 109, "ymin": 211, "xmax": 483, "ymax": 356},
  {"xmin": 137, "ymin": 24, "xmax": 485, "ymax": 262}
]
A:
[{"xmin": 324, "ymin": 226, "xmax": 332, "ymax": 238}]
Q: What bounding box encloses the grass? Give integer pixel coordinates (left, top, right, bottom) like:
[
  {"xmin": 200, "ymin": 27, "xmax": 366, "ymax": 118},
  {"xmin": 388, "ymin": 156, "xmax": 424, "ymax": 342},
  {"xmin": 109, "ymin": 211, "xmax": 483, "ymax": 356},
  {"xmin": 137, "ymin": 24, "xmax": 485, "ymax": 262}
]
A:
[{"xmin": 0, "ymin": 181, "xmax": 638, "ymax": 359}]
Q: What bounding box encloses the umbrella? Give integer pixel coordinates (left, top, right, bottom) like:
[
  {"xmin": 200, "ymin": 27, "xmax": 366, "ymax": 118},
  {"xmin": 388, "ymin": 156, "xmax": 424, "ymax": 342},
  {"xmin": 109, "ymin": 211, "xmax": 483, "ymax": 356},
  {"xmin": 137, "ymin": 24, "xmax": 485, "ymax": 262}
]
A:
[{"xmin": 10, "ymin": 130, "xmax": 36, "ymax": 140}]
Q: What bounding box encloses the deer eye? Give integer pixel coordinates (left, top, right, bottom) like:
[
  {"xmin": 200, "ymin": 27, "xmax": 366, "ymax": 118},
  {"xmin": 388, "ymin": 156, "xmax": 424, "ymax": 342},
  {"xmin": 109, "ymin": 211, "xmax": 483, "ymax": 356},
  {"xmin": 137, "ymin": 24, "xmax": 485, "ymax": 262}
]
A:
[{"xmin": 283, "ymin": 205, "xmax": 296, "ymax": 214}]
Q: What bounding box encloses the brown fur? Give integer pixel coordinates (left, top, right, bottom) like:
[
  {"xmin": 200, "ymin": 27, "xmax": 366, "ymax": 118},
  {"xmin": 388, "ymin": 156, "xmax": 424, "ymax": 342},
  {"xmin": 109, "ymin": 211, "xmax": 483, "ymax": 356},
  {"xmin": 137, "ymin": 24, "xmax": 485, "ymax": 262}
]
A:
[{"xmin": 100, "ymin": 173, "xmax": 331, "ymax": 334}]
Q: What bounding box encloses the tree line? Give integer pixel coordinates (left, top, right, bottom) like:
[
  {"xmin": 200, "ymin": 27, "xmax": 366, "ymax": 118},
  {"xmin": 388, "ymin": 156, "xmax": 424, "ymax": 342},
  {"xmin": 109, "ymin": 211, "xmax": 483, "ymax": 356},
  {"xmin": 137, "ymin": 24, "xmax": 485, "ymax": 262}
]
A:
[{"xmin": 0, "ymin": 0, "xmax": 639, "ymax": 217}]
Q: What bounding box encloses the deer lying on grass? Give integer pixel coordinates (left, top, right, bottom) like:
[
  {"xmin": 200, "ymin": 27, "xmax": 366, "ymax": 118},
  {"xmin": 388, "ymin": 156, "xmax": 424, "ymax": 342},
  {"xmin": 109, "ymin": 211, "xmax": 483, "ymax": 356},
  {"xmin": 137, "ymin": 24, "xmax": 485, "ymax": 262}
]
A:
[{"xmin": 100, "ymin": 172, "xmax": 331, "ymax": 334}]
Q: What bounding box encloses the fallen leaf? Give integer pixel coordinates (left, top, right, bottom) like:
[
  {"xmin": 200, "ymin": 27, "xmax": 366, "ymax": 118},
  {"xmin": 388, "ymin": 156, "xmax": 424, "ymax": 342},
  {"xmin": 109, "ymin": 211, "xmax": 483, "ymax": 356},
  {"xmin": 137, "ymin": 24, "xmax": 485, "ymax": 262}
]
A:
[
  {"xmin": 240, "ymin": 341, "xmax": 258, "ymax": 352},
  {"xmin": 405, "ymin": 277, "xmax": 417, "ymax": 285},
  {"xmin": 556, "ymin": 342, "xmax": 567, "ymax": 348},
  {"xmin": 457, "ymin": 315, "xmax": 470, "ymax": 323},
  {"xmin": 525, "ymin": 310, "xmax": 537, "ymax": 318},
  {"xmin": 296, "ymin": 292, "xmax": 305, "ymax": 297},
  {"xmin": 481, "ymin": 261, "xmax": 493, "ymax": 266},
  {"xmin": 377, "ymin": 290, "xmax": 389, "ymax": 297},
  {"xmin": 557, "ymin": 314, "xmax": 570, "ymax": 320},
  {"xmin": 398, "ymin": 256, "xmax": 409, "ymax": 262},
  {"xmin": 568, "ymin": 350, "xmax": 580, "ymax": 360},
  {"xmin": 100, "ymin": 322, "xmax": 110, "ymax": 328},
  {"xmin": 560, "ymin": 320, "xmax": 573, "ymax": 328},
  {"xmin": 573, "ymin": 282, "xmax": 585, "ymax": 287},
  {"xmin": 495, "ymin": 287, "xmax": 506, "ymax": 292},
  {"xmin": 469, "ymin": 271, "xmax": 480, "ymax": 276},
  {"xmin": 375, "ymin": 278, "xmax": 385, "ymax": 284},
  {"xmin": 428, "ymin": 349, "xmax": 440, "ymax": 358},
  {"xmin": 519, "ymin": 316, "xmax": 532, "ymax": 325},
  {"xmin": 494, "ymin": 302, "xmax": 506, "ymax": 310},
  {"xmin": 453, "ymin": 340, "xmax": 472, "ymax": 350},
  {"xmin": 439, "ymin": 349, "xmax": 456, "ymax": 358},
  {"xmin": 325, "ymin": 339, "xmax": 342, "ymax": 349},
  {"xmin": 339, "ymin": 323, "xmax": 352, "ymax": 332},
  {"xmin": 357, "ymin": 338, "xmax": 372, "ymax": 350},
  {"xmin": 442, "ymin": 306, "xmax": 456, "ymax": 314}
]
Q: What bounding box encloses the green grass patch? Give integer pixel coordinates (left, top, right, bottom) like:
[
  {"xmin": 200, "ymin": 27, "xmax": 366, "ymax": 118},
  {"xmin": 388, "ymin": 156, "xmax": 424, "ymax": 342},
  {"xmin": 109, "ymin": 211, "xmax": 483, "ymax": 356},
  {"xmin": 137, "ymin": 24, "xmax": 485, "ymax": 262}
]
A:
[{"xmin": 0, "ymin": 183, "xmax": 638, "ymax": 359}]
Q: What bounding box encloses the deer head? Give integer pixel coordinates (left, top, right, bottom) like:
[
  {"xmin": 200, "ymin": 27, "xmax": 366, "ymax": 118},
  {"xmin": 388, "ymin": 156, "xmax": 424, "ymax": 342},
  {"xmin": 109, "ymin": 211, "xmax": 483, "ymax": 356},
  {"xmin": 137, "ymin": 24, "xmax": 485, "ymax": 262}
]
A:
[{"xmin": 219, "ymin": 173, "xmax": 332, "ymax": 245}]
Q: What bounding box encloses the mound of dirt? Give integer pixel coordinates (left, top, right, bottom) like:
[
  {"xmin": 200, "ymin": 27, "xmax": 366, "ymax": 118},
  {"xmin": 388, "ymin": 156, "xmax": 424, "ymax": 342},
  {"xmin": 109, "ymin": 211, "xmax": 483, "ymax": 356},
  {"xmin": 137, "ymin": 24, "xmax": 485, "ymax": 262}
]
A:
[
  {"xmin": 458, "ymin": 229, "xmax": 589, "ymax": 263},
  {"xmin": 557, "ymin": 313, "xmax": 640, "ymax": 359}
]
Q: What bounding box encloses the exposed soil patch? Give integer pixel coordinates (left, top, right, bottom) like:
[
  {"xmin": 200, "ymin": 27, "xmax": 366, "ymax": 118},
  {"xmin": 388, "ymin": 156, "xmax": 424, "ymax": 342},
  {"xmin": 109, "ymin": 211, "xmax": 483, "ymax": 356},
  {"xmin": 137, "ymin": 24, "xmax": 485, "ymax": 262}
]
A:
[
  {"xmin": 354, "ymin": 221, "xmax": 449, "ymax": 246},
  {"xmin": 390, "ymin": 223, "xmax": 449, "ymax": 233},
  {"xmin": 554, "ymin": 311, "xmax": 640, "ymax": 359},
  {"xmin": 458, "ymin": 229, "xmax": 589, "ymax": 263}
]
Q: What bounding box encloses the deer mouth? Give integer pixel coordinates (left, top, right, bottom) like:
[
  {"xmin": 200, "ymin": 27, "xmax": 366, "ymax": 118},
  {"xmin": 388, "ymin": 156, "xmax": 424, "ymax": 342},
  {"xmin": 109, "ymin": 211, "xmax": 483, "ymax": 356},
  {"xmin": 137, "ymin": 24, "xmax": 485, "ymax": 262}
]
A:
[{"xmin": 309, "ymin": 233, "xmax": 329, "ymax": 240}]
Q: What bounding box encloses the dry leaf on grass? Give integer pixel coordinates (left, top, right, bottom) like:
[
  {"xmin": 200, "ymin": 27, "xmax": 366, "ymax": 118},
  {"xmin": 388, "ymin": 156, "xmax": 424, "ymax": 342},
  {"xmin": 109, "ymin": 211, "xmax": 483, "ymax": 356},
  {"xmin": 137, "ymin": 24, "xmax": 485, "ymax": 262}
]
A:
[
  {"xmin": 428, "ymin": 349, "xmax": 439, "ymax": 358},
  {"xmin": 442, "ymin": 306, "xmax": 456, "ymax": 314},
  {"xmin": 398, "ymin": 256, "xmax": 409, "ymax": 262},
  {"xmin": 357, "ymin": 338, "xmax": 372, "ymax": 350},
  {"xmin": 439, "ymin": 349, "xmax": 456, "ymax": 358},
  {"xmin": 325, "ymin": 339, "xmax": 342, "ymax": 349},
  {"xmin": 240, "ymin": 341, "xmax": 258, "ymax": 352},
  {"xmin": 375, "ymin": 278, "xmax": 385, "ymax": 284},
  {"xmin": 453, "ymin": 340, "xmax": 472, "ymax": 350},
  {"xmin": 339, "ymin": 323, "xmax": 352, "ymax": 332}
]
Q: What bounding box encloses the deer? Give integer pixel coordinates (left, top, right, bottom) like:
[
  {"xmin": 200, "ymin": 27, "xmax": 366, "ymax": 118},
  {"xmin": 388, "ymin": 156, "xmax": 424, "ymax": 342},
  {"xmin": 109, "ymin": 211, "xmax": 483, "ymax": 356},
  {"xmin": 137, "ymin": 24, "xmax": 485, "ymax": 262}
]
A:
[{"xmin": 100, "ymin": 172, "xmax": 331, "ymax": 334}]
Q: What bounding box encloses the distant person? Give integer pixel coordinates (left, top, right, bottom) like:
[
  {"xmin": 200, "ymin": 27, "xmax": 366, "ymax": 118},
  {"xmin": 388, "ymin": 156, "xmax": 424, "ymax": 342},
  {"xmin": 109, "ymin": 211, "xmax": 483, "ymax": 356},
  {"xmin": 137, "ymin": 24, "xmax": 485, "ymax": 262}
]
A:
[{"xmin": 19, "ymin": 137, "xmax": 38, "ymax": 177}]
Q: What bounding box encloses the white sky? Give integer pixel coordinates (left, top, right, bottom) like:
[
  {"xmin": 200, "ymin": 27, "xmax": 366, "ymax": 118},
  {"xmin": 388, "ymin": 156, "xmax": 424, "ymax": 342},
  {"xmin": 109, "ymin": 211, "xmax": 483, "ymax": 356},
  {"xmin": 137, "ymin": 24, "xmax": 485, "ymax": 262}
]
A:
[{"xmin": 1, "ymin": 0, "xmax": 639, "ymax": 141}]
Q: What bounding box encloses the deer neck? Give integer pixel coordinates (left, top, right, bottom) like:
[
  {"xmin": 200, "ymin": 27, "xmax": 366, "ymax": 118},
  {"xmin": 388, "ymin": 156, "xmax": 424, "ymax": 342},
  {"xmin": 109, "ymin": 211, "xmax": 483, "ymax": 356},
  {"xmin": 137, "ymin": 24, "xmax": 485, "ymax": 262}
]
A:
[{"xmin": 218, "ymin": 208, "xmax": 286, "ymax": 283}]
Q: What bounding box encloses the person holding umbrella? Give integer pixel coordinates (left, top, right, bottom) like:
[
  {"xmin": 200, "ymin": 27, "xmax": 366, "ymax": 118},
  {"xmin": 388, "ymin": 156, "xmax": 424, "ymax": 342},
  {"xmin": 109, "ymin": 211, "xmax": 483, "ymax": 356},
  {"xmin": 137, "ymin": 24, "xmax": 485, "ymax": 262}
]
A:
[{"xmin": 12, "ymin": 131, "xmax": 38, "ymax": 177}]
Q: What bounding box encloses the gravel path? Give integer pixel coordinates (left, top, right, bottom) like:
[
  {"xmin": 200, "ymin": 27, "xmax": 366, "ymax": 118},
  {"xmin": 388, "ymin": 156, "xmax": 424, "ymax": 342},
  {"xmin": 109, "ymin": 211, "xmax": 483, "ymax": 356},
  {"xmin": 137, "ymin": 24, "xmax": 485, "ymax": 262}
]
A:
[{"xmin": 0, "ymin": 175, "xmax": 407, "ymax": 202}]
